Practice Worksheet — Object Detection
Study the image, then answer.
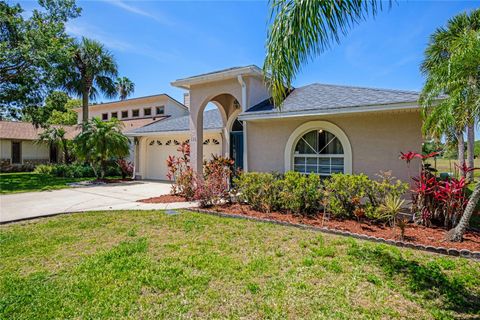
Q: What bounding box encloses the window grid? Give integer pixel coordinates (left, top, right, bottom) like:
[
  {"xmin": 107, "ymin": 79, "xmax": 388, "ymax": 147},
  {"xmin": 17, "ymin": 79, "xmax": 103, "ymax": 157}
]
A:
[{"xmin": 293, "ymin": 154, "xmax": 344, "ymax": 176}]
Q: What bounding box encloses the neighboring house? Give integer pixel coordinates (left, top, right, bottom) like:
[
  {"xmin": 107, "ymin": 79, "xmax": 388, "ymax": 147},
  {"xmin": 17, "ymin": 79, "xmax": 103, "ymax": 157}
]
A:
[
  {"xmin": 127, "ymin": 65, "xmax": 422, "ymax": 182},
  {"xmin": 73, "ymin": 94, "xmax": 189, "ymax": 163},
  {"xmin": 0, "ymin": 121, "xmax": 78, "ymax": 172}
]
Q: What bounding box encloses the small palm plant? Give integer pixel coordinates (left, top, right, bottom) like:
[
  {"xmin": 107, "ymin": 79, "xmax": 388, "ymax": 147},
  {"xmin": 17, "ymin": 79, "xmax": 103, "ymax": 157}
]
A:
[
  {"xmin": 75, "ymin": 118, "xmax": 129, "ymax": 179},
  {"xmin": 37, "ymin": 126, "xmax": 72, "ymax": 164},
  {"xmin": 377, "ymin": 194, "xmax": 405, "ymax": 227}
]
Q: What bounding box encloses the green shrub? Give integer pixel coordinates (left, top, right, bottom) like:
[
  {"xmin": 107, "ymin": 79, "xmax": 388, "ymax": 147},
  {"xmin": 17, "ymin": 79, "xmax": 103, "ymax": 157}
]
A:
[
  {"xmin": 323, "ymin": 173, "xmax": 371, "ymax": 217},
  {"xmin": 33, "ymin": 164, "xmax": 54, "ymax": 175},
  {"xmin": 50, "ymin": 164, "xmax": 96, "ymax": 178},
  {"xmin": 279, "ymin": 171, "xmax": 323, "ymax": 215},
  {"xmin": 234, "ymin": 172, "xmax": 282, "ymax": 212}
]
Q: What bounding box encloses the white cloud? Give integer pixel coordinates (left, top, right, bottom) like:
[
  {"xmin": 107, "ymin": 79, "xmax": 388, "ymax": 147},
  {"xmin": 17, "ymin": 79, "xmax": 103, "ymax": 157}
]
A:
[
  {"xmin": 66, "ymin": 24, "xmax": 134, "ymax": 51},
  {"xmin": 103, "ymin": 0, "xmax": 173, "ymax": 26}
]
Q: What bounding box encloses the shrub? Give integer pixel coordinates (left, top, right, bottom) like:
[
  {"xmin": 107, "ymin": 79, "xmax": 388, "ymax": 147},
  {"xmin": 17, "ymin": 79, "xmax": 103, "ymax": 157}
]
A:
[
  {"xmin": 34, "ymin": 164, "xmax": 54, "ymax": 175},
  {"xmin": 194, "ymin": 156, "xmax": 234, "ymax": 207},
  {"xmin": 117, "ymin": 159, "xmax": 134, "ymax": 179},
  {"xmin": 167, "ymin": 142, "xmax": 196, "ymax": 199},
  {"xmin": 50, "ymin": 164, "xmax": 96, "ymax": 178},
  {"xmin": 234, "ymin": 172, "xmax": 282, "ymax": 212},
  {"xmin": 279, "ymin": 171, "xmax": 323, "ymax": 215},
  {"xmin": 323, "ymin": 173, "xmax": 371, "ymax": 218}
]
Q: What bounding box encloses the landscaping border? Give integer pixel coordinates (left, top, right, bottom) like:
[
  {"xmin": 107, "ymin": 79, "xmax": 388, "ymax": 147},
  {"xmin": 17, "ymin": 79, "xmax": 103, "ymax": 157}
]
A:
[{"xmin": 190, "ymin": 208, "xmax": 480, "ymax": 261}]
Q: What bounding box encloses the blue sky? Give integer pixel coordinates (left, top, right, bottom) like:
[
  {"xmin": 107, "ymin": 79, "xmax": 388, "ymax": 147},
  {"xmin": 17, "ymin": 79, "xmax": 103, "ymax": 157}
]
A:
[{"xmin": 20, "ymin": 0, "xmax": 479, "ymax": 104}]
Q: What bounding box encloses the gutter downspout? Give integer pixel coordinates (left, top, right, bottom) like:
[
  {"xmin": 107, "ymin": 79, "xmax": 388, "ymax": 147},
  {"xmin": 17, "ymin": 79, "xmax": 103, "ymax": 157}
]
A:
[{"xmin": 237, "ymin": 75, "xmax": 248, "ymax": 171}]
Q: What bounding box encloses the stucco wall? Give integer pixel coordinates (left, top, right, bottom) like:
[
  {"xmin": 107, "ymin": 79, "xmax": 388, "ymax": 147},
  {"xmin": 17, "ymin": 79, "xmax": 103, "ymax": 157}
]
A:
[
  {"xmin": 245, "ymin": 110, "xmax": 422, "ymax": 182},
  {"xmin": 76, "ymin": 96, "xmax": 188, "ymax": 123}
]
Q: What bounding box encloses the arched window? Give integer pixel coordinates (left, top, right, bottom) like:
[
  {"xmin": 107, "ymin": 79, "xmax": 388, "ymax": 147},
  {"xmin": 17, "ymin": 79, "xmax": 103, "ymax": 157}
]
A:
[{"xmin": 293, "ymin": 129, "xmax": 345, "ymax": 176}]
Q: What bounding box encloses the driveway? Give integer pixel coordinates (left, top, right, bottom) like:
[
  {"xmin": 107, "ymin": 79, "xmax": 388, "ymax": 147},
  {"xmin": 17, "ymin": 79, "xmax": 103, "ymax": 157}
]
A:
[{"xmin": 0, "ymin": 181, "xmax": 196, "ymax": 223}]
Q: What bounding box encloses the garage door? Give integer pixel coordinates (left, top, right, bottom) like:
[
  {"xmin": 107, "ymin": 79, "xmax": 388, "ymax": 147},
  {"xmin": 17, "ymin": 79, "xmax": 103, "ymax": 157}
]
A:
[{"xmin": 145, "ymin": 136, "xmax": 222, "ymax": 180}]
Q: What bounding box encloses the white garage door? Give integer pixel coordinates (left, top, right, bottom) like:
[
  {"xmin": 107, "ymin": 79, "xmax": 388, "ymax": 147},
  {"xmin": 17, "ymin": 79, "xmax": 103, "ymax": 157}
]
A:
[{"xmin": 145, "ymin": 135, "xmax": 222, "ymax": 180}]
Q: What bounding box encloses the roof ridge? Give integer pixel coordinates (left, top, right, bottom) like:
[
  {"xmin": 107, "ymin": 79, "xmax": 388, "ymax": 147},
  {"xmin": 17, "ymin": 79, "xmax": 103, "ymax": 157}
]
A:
[{"xmin": 302, "ymin": 83, "xmax": 420, "ymax": 95}]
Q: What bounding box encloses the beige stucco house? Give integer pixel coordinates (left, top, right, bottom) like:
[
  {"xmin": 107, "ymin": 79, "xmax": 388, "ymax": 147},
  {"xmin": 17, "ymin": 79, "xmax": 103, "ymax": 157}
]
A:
[
  {"xmin": 127, "ymin": 65, "xmax": 422, "ymax": 182},
  {"xmin": 0, "ymin": 121, "xmax": 78, "ymax": 171}
]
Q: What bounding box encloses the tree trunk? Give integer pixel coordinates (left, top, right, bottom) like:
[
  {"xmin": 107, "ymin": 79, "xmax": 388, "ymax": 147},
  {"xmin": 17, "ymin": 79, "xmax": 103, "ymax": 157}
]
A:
[
  {"xmin": 466, "ymin": 123, "xmax": 475, "ymax": 182},
  {"xmin": 82, "ymin": 89, "xmax": 89, "ymax": 129},
  {"xmin": 456, "ymin": 130, "xmax": 465, "ymax": 177},
  {"xmin": 446, "ymin": 182, "xmax": 480, "ymax": 242}
]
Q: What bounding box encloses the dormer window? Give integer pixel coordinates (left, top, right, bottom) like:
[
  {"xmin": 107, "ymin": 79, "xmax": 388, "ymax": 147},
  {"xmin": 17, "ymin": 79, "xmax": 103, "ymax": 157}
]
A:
[
  {"xmin": 156, "ymin": 106, "xmax": 165, "ymax": 115},
  {"xmin": 132, "ymin": 109, "xmax": 139, "ymax": 117},
  {"xmin": 144, "ymin": 108, "xmax": 152, "ymax": 116},
  {"xmin": 111, "ymin": 112, "xmax": 118, "ymax": 119},
  {"xmin": 102, "ymin": 113, "xmax": 108, "ymax": 120},
  {"xmin": 121, "ymin": 110, "xmax": 128, "ymax": 118}
]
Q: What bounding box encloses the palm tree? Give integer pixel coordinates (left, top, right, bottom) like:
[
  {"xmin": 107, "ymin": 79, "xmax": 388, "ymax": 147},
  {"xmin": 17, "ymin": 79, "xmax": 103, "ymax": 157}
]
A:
[
  {"xmin": 264, "ymin": 0, "xmax": 387, "ymax": 106},
  {"xmin": 62, "ymin": 37, "xmax": 118, "ymax": 127},
  {"xmin": 115, "ymin": 77, "xmax": 135, "ymax": 100},
  {"xmin": 37, "ymin": 126, "xmax": 71, "ymax": 164},
  {"xmin": 421, "ymin": 9, "xmax": 480, "ymax": 241},
  {"xmin": 421, "ymin": 9, "xmax": 480, "ymax": 182},
  {"xmin": 75, "ymin": 117, "xmax": 129, "ymax": 179}
]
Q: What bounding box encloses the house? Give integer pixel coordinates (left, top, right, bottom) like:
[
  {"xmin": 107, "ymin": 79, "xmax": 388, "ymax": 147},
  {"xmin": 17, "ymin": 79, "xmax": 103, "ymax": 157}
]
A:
[
  {"xmin": 0, "ymin": 121, "xmax": 78, "ymax": 172},
  {"xmin": 127, "ymin": 65, "xmax": 422, "ymax": 182}
]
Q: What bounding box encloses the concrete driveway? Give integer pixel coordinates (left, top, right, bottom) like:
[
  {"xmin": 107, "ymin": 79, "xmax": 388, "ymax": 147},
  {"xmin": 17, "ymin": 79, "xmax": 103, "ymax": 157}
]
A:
[{"xmin": 0, "ymin": 181, "xmax": 196, "ymax": 223}]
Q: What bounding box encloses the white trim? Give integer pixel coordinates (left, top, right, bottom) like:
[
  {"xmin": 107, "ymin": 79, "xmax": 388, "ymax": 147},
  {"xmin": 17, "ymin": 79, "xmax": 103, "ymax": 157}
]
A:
[
  {"xmin": 284, "ymin": 121, "xmax": 352, "ymax": 174},
  {"xmin": 239, "ymin": 103, "xmax": 419, "ymax": 121},
  {"xmin": 243, "ymin": 121, "xmax": 248, "ymax": 171},
  {"xmin": 171, "ymin": 66, "xmax": 263, "ymax": 89},
  {"xmin": 125, "ymin": 128, "xmax": 222, "ymax": 137}
]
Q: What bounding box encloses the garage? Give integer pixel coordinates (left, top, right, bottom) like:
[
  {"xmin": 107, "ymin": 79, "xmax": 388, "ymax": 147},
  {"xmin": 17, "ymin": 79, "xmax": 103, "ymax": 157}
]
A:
[{"xmin": 144, "ymin": 133, "xmax": 222, "ymax": 180}]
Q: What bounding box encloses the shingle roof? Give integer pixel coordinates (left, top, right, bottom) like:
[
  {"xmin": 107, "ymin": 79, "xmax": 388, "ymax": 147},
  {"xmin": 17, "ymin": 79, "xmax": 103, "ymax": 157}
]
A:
[
  {"xmin": 246, "ymin": 83, "xmax": 420, "ymax": 114},
  {"xmin": 0, "ymin": 121, "xmax": 80, "ymax": 140},
  {"xmin": 174, "ymin": 65, "xmax": 261, "ymax": 82},
  {"xmin": 129, "ymin": 109, "xmax": 222, "ymax": 134},
  {"xmin": 121, "ymin": 117, "xmax": 168, "ymax": 133}
]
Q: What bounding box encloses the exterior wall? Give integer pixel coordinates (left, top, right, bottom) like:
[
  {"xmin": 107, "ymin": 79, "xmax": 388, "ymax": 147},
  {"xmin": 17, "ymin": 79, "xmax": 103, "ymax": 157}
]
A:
[
  {"xmin": 245, "ymin": 110, "xmax": 422, "ymax": 182},
  {"xmin": 76, "ymin": 95, "xmax": 188, "ymax": 123},
  {"xmin": 0, "ymin": 139, "xmax": 50, "ymax": 172}
]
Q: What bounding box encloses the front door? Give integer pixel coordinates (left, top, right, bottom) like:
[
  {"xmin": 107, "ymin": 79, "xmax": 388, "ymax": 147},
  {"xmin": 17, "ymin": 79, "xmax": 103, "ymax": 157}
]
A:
[
  {"xmin": 229, "ymin": 131, "xmax": 243, "ymax": 171},
  {"xmin": 50, "ymin": 145, "xmax": 58, "ymax": 163}
]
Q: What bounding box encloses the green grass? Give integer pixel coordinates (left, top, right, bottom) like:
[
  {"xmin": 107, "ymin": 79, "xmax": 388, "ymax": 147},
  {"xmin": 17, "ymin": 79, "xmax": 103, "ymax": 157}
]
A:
[
  {"xmin": 0, "ymin": 172, "xmax": 96, "ymax": 194},
  {"xmin": 1, "ymin": 210, "xmax": 479, "ymax": 319},
  {"xmin": 426, "ymin": 158, "xmax": 480, "ymax": 176}
]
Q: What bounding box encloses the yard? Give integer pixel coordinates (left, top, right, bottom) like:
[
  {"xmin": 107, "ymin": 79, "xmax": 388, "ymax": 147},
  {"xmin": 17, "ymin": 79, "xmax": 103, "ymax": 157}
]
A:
[
  {"xmin": 0, "ymin": 172, "xmax": 95, "ymax": 194},
  {"xmin": 1, "ymin": 210, "xmax": 479, "ymax": 319}
]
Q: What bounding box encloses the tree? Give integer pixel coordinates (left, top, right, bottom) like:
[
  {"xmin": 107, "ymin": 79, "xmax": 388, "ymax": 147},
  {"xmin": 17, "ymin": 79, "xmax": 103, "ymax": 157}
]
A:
[
  {"xmin": 115, "ymin": 77, "xmax": 135, "ymax": 100},
  {"xmin": 446, "ymin": 181, "xmax": 480, "ymax": 242},
  {"xmin": 61, "ymin": 37, "xmax": 118, "ymax": 126},
  {"xmin": 23, "ymin": 91, "xmax": 80, "ymax": 127},
  {"xmin": 75, "ymin": 117, "xmax": 129, "ymax": 179},
  {"xmin": 37, "ymin": 126, "xmax": 72, "ymax": 164},
  {"xmin": 420, "ymin": 9, "xmax": 480, "ymax": 182},
  {"xmin": 263, "ymin": 0, "xmax": 387, "ymax": 107},
  {"xmin": 0, "ymin": 0, "xmax": 81, "ymax": 118}
]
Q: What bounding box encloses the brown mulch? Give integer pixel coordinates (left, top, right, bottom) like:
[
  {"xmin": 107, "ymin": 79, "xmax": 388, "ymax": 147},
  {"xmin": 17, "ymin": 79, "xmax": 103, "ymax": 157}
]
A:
[
  {"xmin": 96, "ymin": 178, "xmax": 133, "ymax": 184},
  {"xmin": 138, "ymin": 194, "xmax": 189, "ymax": 203},
  {"xmin": 210, "ymin": 203, "xmax": 480, "ymax": 252}
]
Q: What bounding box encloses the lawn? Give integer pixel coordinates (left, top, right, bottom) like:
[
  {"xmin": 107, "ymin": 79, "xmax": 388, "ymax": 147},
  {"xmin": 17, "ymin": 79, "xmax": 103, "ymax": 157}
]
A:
[
  {"xmin": 1, "ymin": 210, "xmax": 479, "ymax": 319},
  {"xmin": 0, "ymin": 172, "xmax": 96, "ymax": 194}
]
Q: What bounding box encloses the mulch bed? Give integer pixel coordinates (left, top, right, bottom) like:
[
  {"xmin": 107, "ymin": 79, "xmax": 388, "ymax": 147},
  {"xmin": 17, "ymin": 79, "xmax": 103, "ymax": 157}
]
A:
[
  {"xmin": 138, "ymin": 194, "xmax": 189, "ymax": 203},
  {"xmin": 209, "ymin": 203, "xmax": 480, "ymax": 252},
  {"xmin": 96, "ymin": 178, "xmax": 133, "ymax": 184}
]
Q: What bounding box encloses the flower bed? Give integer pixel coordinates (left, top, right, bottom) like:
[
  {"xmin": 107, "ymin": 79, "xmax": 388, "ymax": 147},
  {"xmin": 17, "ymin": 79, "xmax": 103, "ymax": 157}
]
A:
[
  {"xmin": 207, "ymin": 203, "xmax": 480, "ymax": 252},
  {"xmin": 137, "ymin": 194, "xmax": 188, "ymax": 203}
]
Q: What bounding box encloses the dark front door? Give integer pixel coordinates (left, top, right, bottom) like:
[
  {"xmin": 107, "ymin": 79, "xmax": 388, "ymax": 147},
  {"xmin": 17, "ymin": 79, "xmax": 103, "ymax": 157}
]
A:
[
  {"xmin": 11, "ymin": 141, "xmax": 21, "ymax": 164},
  {"xmin": 50, "ymin": 145, "xmax": 58, "ymax": 163},
  {"xmin": 230, "ymin": 131, "xmax": 244, "ymax": 171}
]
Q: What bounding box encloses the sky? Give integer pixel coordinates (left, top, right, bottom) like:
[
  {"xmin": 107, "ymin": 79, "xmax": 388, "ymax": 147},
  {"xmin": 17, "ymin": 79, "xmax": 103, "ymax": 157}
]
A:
[{"xmin": 19, "ymin": 0, "xmax": 480, "ymax": 105}]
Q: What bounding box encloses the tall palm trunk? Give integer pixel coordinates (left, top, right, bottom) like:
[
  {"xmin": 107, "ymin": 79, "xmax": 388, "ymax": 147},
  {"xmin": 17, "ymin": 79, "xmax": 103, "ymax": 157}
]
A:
[
  {"xmin": 456, "ymin": 130, "xmax": 466, "ymax": 177},
  {"xmin": 446, "ymin": 181, "xmax": 480, "ymax": 241},
  {"xmin": 82, "ymin": 89, "xmax": 89, "ymax": 126},
  {"xmin": 466, "ymin": 123, "xmax": 475, "ymax": 182}
]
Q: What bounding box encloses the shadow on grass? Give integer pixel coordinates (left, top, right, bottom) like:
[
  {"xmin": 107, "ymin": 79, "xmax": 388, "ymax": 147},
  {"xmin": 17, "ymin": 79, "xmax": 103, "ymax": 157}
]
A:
[{"xmin": 348, "ymin": 243, "xmax": 480, "ymax": 317}]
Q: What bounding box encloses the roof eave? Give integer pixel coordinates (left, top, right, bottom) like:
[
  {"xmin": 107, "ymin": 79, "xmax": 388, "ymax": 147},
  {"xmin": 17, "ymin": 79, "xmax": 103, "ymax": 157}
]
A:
[
  {"xmin": 125, "ymin": 128, "xmax": 222, "ymax": 137},
  {"xmin": 171, "ymin": 65, "xmax": 264, "ymax": 89},
  {"xmin": 239, "ymin": 102, "xmax": 420, "ymax": 121}
]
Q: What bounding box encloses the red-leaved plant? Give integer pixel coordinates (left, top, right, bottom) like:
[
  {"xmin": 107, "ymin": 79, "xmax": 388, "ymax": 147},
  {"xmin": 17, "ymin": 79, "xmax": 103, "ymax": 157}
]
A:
[
  {"xmin": 194, "ymin": 156, "xmax": 235, "ymax": 207},
  {"xmin": 117, "ymin": 159, "xmax": 134, "ymax": 179},
  {"xmin": 166, "ymin": 142, "xmax": 195, "ymax": 199},
  {"xmin": 401, "ymin": 151, "xmax": 470, "ymax": 228}
]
